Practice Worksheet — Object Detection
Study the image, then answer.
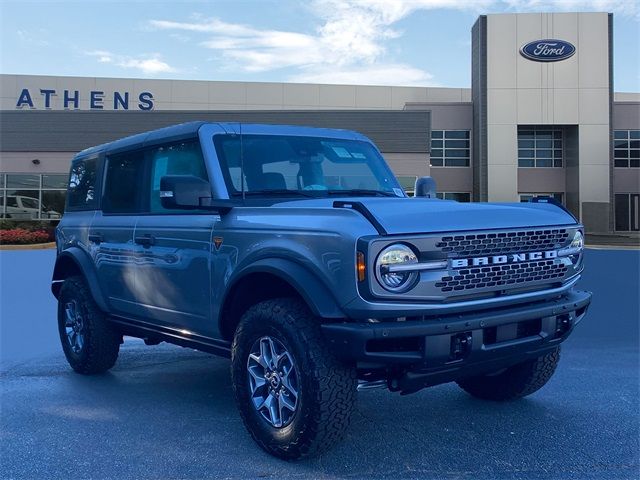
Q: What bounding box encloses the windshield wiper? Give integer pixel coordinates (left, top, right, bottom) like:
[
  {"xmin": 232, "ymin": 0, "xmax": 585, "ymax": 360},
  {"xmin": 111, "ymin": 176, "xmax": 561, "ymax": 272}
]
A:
[
  {"xmin": 326, "ymin": 189, "xmax": 398, "ymax": 197},
  {"xmin": 232, "ymin": 189, "xmax": 318, "ymax": 198}
]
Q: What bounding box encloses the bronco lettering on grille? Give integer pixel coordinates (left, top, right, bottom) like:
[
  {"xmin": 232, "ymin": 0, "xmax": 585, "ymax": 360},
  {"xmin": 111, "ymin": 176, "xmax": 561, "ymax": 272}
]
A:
[{"xmin": 451, "ymin": 250, "xmax": 558, "ymax": 268}]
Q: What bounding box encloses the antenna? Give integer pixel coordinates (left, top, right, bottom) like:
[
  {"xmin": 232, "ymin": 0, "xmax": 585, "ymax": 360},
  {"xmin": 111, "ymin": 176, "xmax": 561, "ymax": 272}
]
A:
[{"xmin": 240, "ymin": 122, "xmax": 245, "ymax": 201}]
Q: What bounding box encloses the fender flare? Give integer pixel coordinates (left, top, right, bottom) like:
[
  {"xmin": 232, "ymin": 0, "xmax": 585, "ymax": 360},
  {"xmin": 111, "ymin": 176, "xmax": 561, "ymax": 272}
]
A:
[
  {"xmin": 51, "ymin": 247, "xmax": 109, "ymax": 312},
  {"xmin": 222, "ymin": 257, "xmax": 346, "ymax": 320}
]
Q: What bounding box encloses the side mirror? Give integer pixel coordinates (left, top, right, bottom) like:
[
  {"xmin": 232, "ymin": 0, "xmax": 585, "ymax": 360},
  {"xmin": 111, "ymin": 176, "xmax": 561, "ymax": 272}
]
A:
[
  {"xmin": 160, "ymin": 175, "xmax": 235, "ymax": 214},
  {"xmin": 414, "ymin": 176, "xmax": 437, "ymax": 198}
]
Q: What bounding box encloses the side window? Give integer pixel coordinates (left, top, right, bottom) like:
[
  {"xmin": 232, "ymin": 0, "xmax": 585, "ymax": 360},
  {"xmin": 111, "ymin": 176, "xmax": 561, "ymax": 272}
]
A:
[
  {"xmin": 103, "ymin": 151, "xmax": 145, "ymax": 214},
  {"xmin": 67, "ymin": 157, "xmax": 98, "ymax": 210},
  {"xmin": 148, "ymin": 141, "xmax": 208, "ymax": 213}
]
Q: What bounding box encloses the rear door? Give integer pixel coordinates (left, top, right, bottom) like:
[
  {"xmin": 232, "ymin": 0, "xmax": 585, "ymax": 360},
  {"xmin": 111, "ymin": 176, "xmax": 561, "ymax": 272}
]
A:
[
  {"xmin": 132, "ymin": 140, "xmax": 214, "ymax": 334},
  {"xmin": 90, "ymin": 149, "xmax": 145, "ymax": 318}
]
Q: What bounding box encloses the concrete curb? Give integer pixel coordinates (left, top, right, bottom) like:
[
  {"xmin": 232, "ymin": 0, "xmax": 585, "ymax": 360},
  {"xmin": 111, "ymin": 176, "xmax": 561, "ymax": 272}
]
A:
[{"xmin": 0, "ymin": 242, "xmax": 56, "ymax": 251}]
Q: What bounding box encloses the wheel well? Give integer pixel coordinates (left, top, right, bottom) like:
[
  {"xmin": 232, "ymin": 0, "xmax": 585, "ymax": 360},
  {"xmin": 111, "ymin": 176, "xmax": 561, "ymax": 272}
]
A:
[
  {"xmin": 51, "ymin": 255, "xmax": 82, "ymax": 298},
  {"xmin": 220, "ymin": 272, "xmax": 302, "ymax": 341}
]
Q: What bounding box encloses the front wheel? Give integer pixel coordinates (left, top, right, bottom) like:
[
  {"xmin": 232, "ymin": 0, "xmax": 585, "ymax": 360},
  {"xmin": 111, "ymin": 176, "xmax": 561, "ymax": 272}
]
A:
[
  {"xmin": 231, "ymin": 298, "xmax": 357, "ymax": 460},
  {"xmin": 456, "ymin": 347, "xmax": 561, "ymax": 401}
]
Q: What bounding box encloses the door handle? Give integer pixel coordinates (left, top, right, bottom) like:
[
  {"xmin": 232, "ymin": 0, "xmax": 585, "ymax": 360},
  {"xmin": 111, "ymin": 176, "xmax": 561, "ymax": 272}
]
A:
[
  {"xmin": 134, "ymin": 234, "xmax": 156, "ymax": 248},
  {"xmin": 88, "ymin": 233, "xmax": 103, "ymax": 244}
]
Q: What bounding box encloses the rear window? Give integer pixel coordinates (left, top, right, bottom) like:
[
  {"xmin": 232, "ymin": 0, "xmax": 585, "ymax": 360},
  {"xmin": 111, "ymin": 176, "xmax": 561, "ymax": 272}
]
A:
[{"xmin": 67, "ymin": 157, "xmax": 98, "ymax": 210}]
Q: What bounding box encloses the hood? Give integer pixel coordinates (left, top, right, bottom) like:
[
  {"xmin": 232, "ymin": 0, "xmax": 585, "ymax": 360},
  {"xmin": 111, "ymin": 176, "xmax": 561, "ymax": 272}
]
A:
[{"xmin": 272, "ymin": 197, "xmax": 577, "ymax": 235}]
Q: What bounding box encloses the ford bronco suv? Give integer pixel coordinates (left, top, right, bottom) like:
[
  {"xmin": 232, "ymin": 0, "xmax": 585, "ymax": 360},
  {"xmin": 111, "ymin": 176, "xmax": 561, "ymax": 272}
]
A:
[{"xmin": 52, "ymin": 122, "xmax": 591, "ymax": 459}]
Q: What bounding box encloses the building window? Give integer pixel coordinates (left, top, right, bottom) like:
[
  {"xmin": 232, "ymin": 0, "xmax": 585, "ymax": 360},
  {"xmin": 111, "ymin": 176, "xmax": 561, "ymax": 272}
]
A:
[
  {"xmin": 436, "ymin": 192, "xmax": 471, "ymax": 202},
  {"xmin": 519, "ymin": 193, "xmax": 564, "ymax": 204},
  {"xmin": 614, "ymin": 130, "xmax": 640, "ymax": 168},
  {"xmin": 0, "ymin": 173, "xmax": 67, "ymax": 220},
  {"xmin": 518, "ymin": 127, "xmax": 563, "ymax": 168},
  {"xmin": 615, "ymin": 193, "xmax": 639, "ymax": 231},
  {"xmin": 430, "ymin": 130, "xmax": 470, "ymax": 167}
]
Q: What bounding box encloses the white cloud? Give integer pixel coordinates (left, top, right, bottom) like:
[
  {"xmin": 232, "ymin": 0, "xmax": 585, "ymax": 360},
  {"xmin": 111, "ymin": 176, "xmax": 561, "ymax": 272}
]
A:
[
  {"xmin": 147, "ymin": 0, "xmax": 639, "ymax": 85},
  {"xmin": 85, "ymin": 50, "xmax": 176, "ymax": 74}
]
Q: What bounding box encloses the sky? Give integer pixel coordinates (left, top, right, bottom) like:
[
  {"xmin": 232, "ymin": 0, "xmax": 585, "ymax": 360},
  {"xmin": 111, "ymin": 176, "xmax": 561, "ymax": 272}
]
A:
[{"xmin": 1, "ymin": 0, "xmax": 639, "ymax": 91}]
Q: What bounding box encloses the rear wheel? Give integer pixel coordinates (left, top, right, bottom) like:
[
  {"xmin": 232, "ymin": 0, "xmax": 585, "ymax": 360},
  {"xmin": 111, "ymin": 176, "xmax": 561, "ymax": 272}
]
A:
[
  {"xmin": 57, "ymin": 275, "xmax": 121, "ymax": 374},
  {"xmin": 456, "ymin": 347, "xmax": 561, "ymax": 401},
  {"xmin": 231, "ymin": 298, "xmax": 357, "ymax": 460}
]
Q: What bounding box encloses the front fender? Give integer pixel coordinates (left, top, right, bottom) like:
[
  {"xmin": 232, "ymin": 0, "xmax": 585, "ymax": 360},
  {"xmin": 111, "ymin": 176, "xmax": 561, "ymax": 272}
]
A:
[
  {"xmin": 51, "ymin": 247, "xmax": 109, "ymax": 312},
  {"xmin": 224, "ymin": 257, "xmax": 346, "ymax": 320}
]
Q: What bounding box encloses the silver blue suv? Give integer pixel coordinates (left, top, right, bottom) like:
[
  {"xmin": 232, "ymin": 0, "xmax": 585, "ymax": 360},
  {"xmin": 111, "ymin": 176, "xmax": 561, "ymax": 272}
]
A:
[{"xmin": 52, "ymin": 122, "xmax": 591, "ymax": 459}]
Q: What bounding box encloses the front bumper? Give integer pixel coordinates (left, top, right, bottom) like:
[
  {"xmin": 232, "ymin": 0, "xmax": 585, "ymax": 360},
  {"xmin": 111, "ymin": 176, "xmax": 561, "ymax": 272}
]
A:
[{"xmin": 322, "ymin": 288, "xmax": 591, "ymax": 392}]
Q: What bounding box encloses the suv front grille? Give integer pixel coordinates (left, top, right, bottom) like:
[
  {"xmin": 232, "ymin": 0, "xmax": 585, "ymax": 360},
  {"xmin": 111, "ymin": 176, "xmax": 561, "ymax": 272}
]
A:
[
  {"xmin": 435, "ymin": 259, "xmax": 568, "ymax": 292},
  {"xmin": 436, "ymin": 229, "xmax": 569, "ymax": 258}
]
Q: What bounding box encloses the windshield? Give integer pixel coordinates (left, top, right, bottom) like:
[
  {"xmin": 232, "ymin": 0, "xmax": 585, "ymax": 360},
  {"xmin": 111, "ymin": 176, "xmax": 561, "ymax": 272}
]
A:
[{"xmin": 213, "ymin": 134, "xmax": 404, "ymax": 197}]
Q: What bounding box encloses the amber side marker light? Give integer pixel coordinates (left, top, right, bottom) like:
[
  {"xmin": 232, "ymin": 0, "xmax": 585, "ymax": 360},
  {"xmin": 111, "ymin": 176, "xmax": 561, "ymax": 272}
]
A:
[{"xmin": 357, "ymin": 252, "xmax": 366, "ymax": 282}]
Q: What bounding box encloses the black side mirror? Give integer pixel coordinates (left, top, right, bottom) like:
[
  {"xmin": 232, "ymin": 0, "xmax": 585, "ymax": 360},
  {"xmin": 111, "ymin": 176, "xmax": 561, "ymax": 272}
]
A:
[
  {"xmin": 160, "ymin": 175, "xmax": 236, "ymax": 214},
  {"xmin": 414, "ymin": 176, "xmax": 437, "ymax": 198}
]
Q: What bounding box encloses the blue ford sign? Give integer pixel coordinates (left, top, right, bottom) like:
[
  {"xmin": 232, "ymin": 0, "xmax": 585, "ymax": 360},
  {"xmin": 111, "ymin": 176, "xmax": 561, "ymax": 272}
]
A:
[{"xmin": 520, "ymin": 39, "xmax": 576, "ymax": 62}]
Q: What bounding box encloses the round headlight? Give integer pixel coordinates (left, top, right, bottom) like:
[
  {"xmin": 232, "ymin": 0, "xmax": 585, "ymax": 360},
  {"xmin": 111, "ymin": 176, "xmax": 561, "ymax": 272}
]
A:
[
  {"xmin": 375, "ymin": 244, "xmax": 419, "ymax": 292},
  {"xmin": 570, "ymin": 230, "xmax": 584, "ymax": 250}
]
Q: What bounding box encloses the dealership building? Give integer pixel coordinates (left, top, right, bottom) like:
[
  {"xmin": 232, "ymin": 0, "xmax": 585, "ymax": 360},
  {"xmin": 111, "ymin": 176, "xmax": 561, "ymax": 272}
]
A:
[{"xmin": 0, "ymin": 12, "xmax": 638, "ymax": 233}]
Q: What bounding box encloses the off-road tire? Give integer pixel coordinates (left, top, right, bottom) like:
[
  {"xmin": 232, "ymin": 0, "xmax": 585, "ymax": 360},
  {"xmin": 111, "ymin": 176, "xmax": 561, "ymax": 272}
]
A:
[
  {"xmin": 231, "ymin": 298, "xmax": 357, "ymax": 460},
  {"xmin": 57, "ymin": 275, "xmax": 121, "ymax": 374},
  {"xmin": 456, "ymin": 347, "xmax": 560, "ymax": 401}
]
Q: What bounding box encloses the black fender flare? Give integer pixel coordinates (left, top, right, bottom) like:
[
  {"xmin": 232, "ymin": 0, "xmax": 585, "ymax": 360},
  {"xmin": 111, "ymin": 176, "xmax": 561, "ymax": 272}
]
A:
[
  {"xmin": 221, "ymin": 257, "xmax": 346, "ymax": 321},
  {"xmin": 51, "ymin": 247, "xmax": 109, "ymax": 312}
]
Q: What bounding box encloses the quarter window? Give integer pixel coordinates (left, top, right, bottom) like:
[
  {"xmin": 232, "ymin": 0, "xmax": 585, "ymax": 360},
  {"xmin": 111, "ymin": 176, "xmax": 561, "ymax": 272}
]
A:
[
  {"xmin": 67, "ymin": 158, "xmax": 97, "ymax": 211},
  {"xmin": 430, "ymin": 130, "xmax": 470, "ymax": 167},
  {"xmin": 518, "ymin": 127, "xmax": 563, "ymax": 168},
  {"xmin": 614, "ymin": 130, "xmax": 640, "ymax": 168}
]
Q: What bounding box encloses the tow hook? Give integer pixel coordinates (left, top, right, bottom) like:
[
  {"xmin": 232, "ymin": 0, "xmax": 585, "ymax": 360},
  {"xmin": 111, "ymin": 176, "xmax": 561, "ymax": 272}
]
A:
[{"xmin": 450, "ymin": 332, "xmax": 472, "ymax": 361}]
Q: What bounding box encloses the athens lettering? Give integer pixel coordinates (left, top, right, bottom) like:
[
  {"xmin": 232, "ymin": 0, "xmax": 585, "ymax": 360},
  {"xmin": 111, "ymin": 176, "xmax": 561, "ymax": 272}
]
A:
[
  {"xmin": 451, "ymin": 251, "xmax": 558, "ymax": 269},
  {"xmin": 520, "ymin": 39, "xmax": 575, "ymax": 62},
  {"xmin": 15, "ymin": 88, "xmax": 154, "ymax": 110}
]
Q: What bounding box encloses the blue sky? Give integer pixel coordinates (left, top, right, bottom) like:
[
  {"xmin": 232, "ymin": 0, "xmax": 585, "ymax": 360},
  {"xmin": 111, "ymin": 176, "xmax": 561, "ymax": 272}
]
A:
[{"xmin": 1, "ymin": 0, "xmax": 639, "ymax": 91}]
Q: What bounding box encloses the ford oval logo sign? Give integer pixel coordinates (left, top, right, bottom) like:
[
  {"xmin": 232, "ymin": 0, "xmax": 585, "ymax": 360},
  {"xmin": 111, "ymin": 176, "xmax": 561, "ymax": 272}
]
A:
[{"xmin": 520, "ymin": 39, "xmax": 576, "ymax": 62}]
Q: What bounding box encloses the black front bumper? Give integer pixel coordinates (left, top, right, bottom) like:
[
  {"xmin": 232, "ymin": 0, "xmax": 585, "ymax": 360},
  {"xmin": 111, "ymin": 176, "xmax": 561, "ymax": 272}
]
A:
[{"xmin": 322, "ymin": 289, "xmax": 591, "ymax": 392}]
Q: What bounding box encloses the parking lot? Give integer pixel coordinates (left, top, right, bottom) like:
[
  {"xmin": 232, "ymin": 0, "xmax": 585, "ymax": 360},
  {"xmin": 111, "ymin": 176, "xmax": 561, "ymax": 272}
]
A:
[{"xmin": 1, "ymin": 248, "xmax": 638, "ymax": 479}]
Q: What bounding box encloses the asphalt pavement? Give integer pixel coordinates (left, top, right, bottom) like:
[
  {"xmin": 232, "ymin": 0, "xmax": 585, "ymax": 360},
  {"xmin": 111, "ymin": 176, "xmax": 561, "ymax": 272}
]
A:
[{"xmin": 1, "ymin": 249, "xmax": 638, "ymax": 480}]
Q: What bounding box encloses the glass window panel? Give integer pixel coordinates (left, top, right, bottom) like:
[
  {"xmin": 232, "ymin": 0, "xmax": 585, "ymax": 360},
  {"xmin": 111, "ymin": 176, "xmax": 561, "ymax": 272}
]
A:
[
  {"xmin": 6, "ymin": 174, "xmax": 39, "ymax": 189},
  {"xmin": 42, "ymin": 174, "xmax": 68, "ymax": 189},
  {"xmin": 446, "ymin": 149, "xmax": 468, "ymax": 157},
  {"xmin": 444, "ymin": 130, "xmax": 469, "ymax": 139},
  {"xmin": 630, "ymin": 158, "xmax": 640, "ymax": 168},
  {"xmin": 614, "ymin": 140, "xmax": 629, "ymax": 149},
  {"xmin": 41, "ymin": 190, "xmax": 65, "ymax": 219},
  {"xmin": 446, "ymin": 158, "xmax": 469, "ymax": 167},
  {"xmin": 615, "ymin": 194, "xmax": 630, "ymax": 231},
  {"xmin": 435, "ymin": 192, "xmax": 444, "ymax": 199},
  {"xmin": 518, "ymin": 140, "xmax": 535, "ymax": 148},
  {"xmin": 519, "ymin": 130, "xmax": 534, "ymax": 139},
  {"xmin": 103, "ymin": 153, "xmax": 145, "ymax": 213},
  {"xmin": 614, "ymin": 130, "xmax": 628, "ymax": 139},
  {"xmin": 5, "ymin": 190, "xmax": 40, "ymax": 219},
  {"xmin": 554, "ymin": 158, "xmax": 563, "ymax": 168},
  {"xmin": 67, "ymin": 158, "xmax": 97, "ymax": 210},
  {"xmin": 430, "ymin": 158, "xmax": 443, "ymax": 167},
  {"xmin": 445, "ymin": 192, "xmax": 471, "ymax": 202},
  {"xmin": 629, "ymin": 140, "xmax": 640, "ymax": 149},
  {"xmin": 519, "ymin": 159, "xmax": 535, "ymax": 167},
  {"xmin": 431, "ymin": 139, "xmax": 443, "ymax": 148},
  {"xmin": 553, "ymin": 149, "xmax": 563, "ymax": 158},
  {"xmin": 431, "ymin": 130, "xmax": 443, "ymax": 139},
  {"xmin": 431, "ymin": 149, "xmax": 443, "ymax": 158},
  {"xmin": 553, "ymin": 131, "xmax": 562, "ymax": 139},
  {"xmin": 536, "ymin": 158, "xmax": 553, "ymax": 167},
  {"xmin": 630, "ymin": 130, "xmax": 640, "ymax": 139},
  {"xmin": 630, "ymin": 150, "xmax": 640, "ymax": 159},
  {"xmin": 615, "ymin": 159, "xmax": 629, "ymax": 168},
  {"xmin": 445, "ymin": 139, "xmax": 469, "ymax": 148},
  {"xmin": 554, "ymin": 140, "xmax": 562, "ymax": 148},
  {"xmin": 0, "ymin": 191, "xmax": 4, "ymax": 217},
  {"xmin": 0, "ymin": 174, "xmax": 4, "ymax": 188},
  {"xmin": 518, "ymin": 149, "xmax": 534, "ymax": 158},
  {"xmin": 536, "ymin": 140, "xmax": 553, "ymax": 148},
  {"xmin": 536, "ymin": 131, "xmax": 553, "ymax": 139},
  {"xmin": 615, "ymin": 149, "xmax": 629, "ymax": 159},
  {"xmin": 536, "ymin": 150, "xmax": 552, "ymax": 158}
]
